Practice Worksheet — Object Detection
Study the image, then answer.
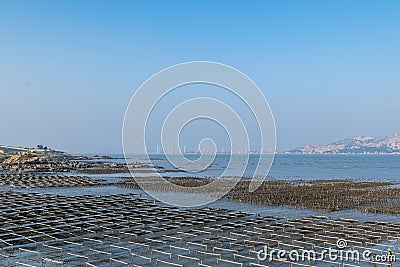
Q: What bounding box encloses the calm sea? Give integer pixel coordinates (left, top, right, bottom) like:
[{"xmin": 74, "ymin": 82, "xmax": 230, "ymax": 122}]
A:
[{"xmin": 121, "ymin": 154, "xmax": 400, "ymax": 182}]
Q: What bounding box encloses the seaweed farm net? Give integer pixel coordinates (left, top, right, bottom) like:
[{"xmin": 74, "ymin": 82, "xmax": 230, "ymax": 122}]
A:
[
  {"xmin": 0, "ymin": 191, "xmax": 399, "ymax": 266},
  {"xmin": 0, "ymin": 174, "xmax": 104, "ymax": 188}
]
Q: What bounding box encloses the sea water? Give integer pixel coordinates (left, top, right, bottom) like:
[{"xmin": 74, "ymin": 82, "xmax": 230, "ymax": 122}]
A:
[{"xmin": 126, "ymin": 153, "xmax": 400, "ymax": 182}]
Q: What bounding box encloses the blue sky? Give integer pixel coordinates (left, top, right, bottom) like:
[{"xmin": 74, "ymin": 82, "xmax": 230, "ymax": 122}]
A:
[{"xmin": 0, "ymin": 1, "xmax": 399, "ymax": 153}]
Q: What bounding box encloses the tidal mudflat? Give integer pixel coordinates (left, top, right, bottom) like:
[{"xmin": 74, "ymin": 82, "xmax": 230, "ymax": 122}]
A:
[
  {"xmin": 0, "ymin": 150, "xmax": 399, "ymax": 266},
  {"xmin": 1, "ymin": 189, "xmax": 399, "ymax": 267}
]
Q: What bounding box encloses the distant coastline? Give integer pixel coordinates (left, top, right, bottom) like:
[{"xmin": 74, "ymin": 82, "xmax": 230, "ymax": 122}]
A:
[
  {"xmin": 3, "ymin": 132, "xmax": 400, "ymax": 158},
  {"xmin": 287, "ymin": 133, "xmax": 400, "ymax": 154}
]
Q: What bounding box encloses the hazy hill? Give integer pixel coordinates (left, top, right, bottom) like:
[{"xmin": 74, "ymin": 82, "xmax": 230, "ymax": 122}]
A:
[{"xmin": 288, "ymin": 133, "xmax": 400, "ymax": 154}]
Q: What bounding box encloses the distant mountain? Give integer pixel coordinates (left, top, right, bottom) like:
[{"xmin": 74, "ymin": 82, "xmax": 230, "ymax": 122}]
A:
[{"xmin": 288, "ymin": 133, "xmax": 400, "ymax": 154}]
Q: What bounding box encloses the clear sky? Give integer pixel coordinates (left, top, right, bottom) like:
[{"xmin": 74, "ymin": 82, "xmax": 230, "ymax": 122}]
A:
[{"xmin": 0, "ymin": 0, "xmax": 399, "ymax": 153}]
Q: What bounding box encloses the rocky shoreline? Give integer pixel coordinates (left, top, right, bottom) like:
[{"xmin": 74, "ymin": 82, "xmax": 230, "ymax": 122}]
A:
[{"xmin": 0, "ymin": 145, "xmax": 149, "ymax": 174}]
